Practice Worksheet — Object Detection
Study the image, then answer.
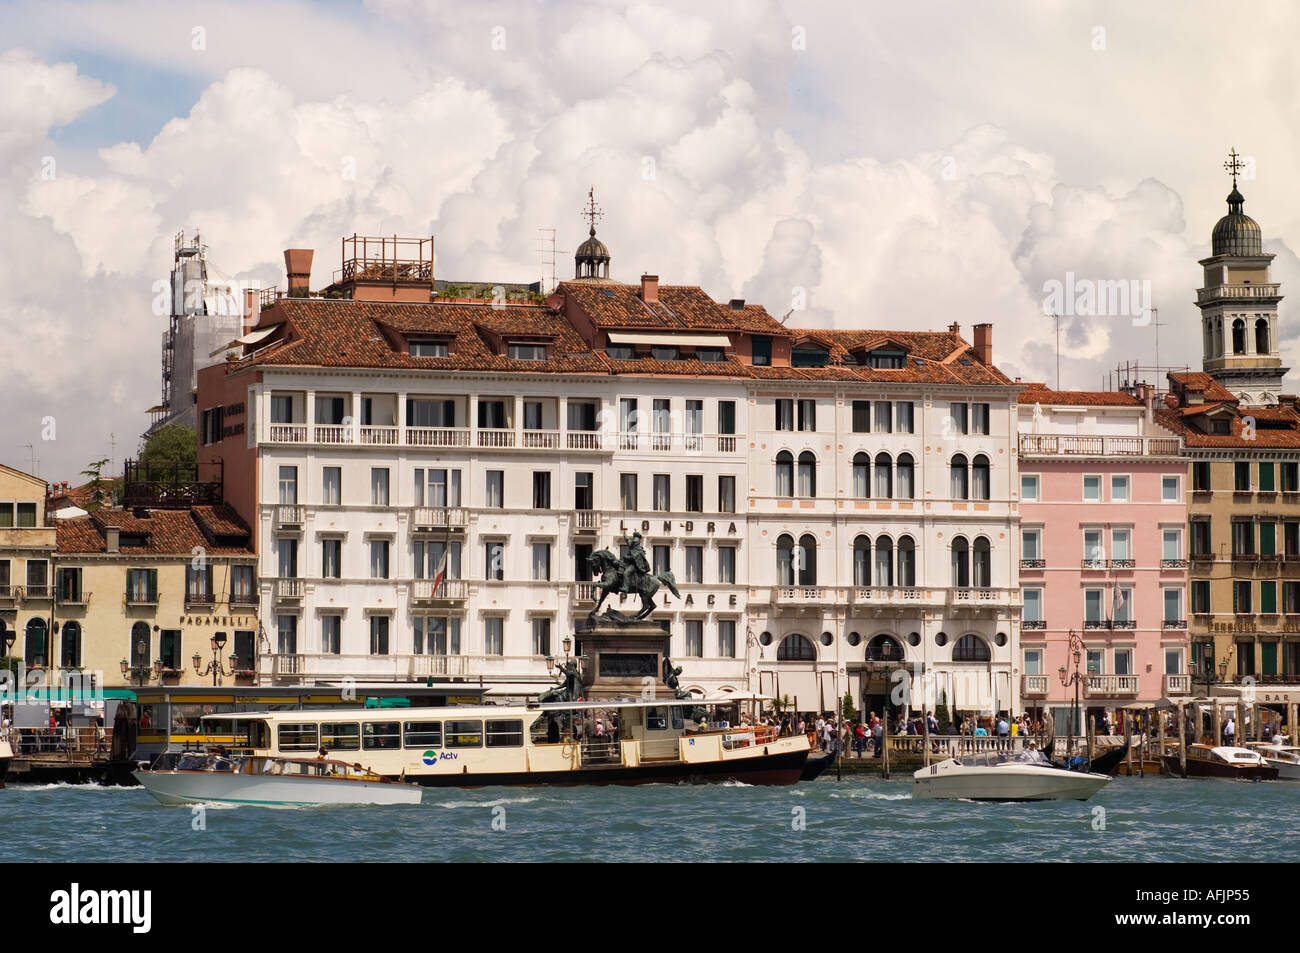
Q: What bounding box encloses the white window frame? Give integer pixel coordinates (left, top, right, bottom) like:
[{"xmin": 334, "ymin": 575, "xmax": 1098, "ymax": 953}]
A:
[
  {"xmin": 1020, "ymin": 474, "xmax": 1040, "ymax": 502},
  {"xmin": 1161, "ymin": 474, "xmax": 1181, "ymax": 502},
  {"xmin": 1082, "ymin": 474, "xmax": 1101, "ymax": 503},
  {"xmin": 1110, "ymin": 473, "xmax": 1130, "ymax": 503}
]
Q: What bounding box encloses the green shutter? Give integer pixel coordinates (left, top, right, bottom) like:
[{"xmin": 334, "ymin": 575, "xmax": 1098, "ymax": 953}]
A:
[
  {"xmin": 1261, "ymin": 522, "xmax": 1277, "ymax": 556},
  {"xmin": 1263, "ymin": 581, "xmax": 1278, "ymax": 614},
  {"xmin": 1260, "ymin": 462, "xmax": 1276, "ymax": 491},
  {"xmin": 1263, "ymin": 642, "xmax": 1278, "ymax": 676}
]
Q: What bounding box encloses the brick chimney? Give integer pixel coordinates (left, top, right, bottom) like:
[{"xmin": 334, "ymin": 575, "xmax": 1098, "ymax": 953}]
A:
[
  {"xmin": 105, "ymin": 526, "xmax": 119, "ymax": 554},
  {"xmin": 972, "ymin": 323, "xmax": 993, "ymax": 364},
  {"xmin": 639, "ymin": 274, "xmax": 659, "ymax": 304},
  {"xmin": 949, "ymin": 321, "xmax": 960, "ymax": 335},
  {"xmin": 244, "ymin": 288, "xmax": 259, "ymax": 334},
  {"xmin": 284, "ymin": 248, "xmax": 314, "ymax": 296}
]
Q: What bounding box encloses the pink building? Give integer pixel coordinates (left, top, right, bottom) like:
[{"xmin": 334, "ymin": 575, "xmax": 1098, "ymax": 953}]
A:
[{"xmin": 1016, "ymin": 384, "xmax": 1187, "ymax": 734}]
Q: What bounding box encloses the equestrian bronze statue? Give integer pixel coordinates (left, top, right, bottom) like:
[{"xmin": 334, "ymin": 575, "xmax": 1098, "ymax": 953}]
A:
[{"xmin": 588, "ymin": 531, "xmax": 680, "ymax": 623}]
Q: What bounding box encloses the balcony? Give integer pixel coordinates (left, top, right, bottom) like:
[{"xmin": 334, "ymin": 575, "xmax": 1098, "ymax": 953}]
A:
[
  {"xmin": 1020, "ymin": 559, "xmax": 1046, "ymax": 570},
  {"xmin": 566, "ymin": 431, "xmax": 608, "ymax": 451},
  {"xmin": 359, "ymin": 426, "xmax": 398, "ymax": 446},
  {"xmin": 273, "ymin": 505, "xmax": 305, "ymax": 530},
  {"xmin": 313, "ymin": 424, "xmax": 353, "ymax": 444},
  {"xmin": 411, "ymin": 578, "xmax": 468, "ymax": 604},
  {"xmin": 852, "ymin": 587, "xmax": 926, "ymax": 606},
  {"xmin": 1163, "ymin": 673, "xmax": 1192, "ymax": 696},
  {"xmin": 275, "ymin": 578, "xmax": 304, "ymax": 601},
  {"xmin": 571, "ymin": 510, "xmax": 600, "ymax": 534},
  {"xmin": 23, "ymin": 584, "xmax": 51, "ymax": 601},
  {"xmin": 125, "ymin": 591, "xmax": 158, "ymax": 607},
  {"xmin": 1111, "ymin": 619, "xmax": 1136, "ymax": 630},
  {"xmin": 56, "ymin": 590, "xmax": 90, "ymax": 607},
  {"xmin": 407, "ymin": 427, "xmax": 470, "ymax": 448},
  {"xmin": 1196, "ymin": 282, "xmax": 1281, "ymax": 303},
  {"xmin": 1084, "ymin": 674, "xmax": 1140, "ymax": 697},
  {"xmin": 1018, "ymin": 434, "xmax": 1181, "ymax": 457},
  {"xmin": 947, "ymin": 588, "xmax": 1008, "ymax": 604},
  {"xmin": 1108, "ymin": 559, "xmax": 1135, "ymax": 570},
  {"xmin": 1022, "ymin": 674, "xmax": 1049, "ymax": 696},
  {"xmin": 1081, "ymin": 559, "xmax": 1106, "ymax": 570},
  {"xmin": 230, "ymin": 591, "xmax": 259, "ymax": 608},
  {"xmin": 185, "ymin": 591, "xmax": 216, "ymax": 609},
  {"xmin": 1160, "ymin": 558, "xmax": 1188, "ymax": 569},
  {"xmin": 477, "ymin": 429, "xmax": 516, "ymax": 449},
  {"xmin": 1162, "ymin": 619, "xmax": 1188, "ymax": 630},
  {"xmin": 774, "ymin": 586, "xmax": 830, "ymax": 604},
  {"xmin": 521, "ymin": 429, "xmax": 560, "ymax": 449},
  {"xmin": 1022, "ymin": 620, "xmax": 1047, "ymax": 630},
  {"xmin": 267, "ymin": 423, "xmax": 307, "ymax": 443},
  {"xmin": 1083, "ymin": 619, "xmax": 1110, "ymax": 630},
  {"xmin": 410, "ymin": 506, "xmax": 469, "ymax": 532},
  {"xmin": 573, "ymin": 581, "xmax": 596, "ymax": 604},
  {"xmin": 616, "ymin": 432, "xmax": 740, "ymax": 453},
  {"xmin": 0, "ymin": 585, "xmax": 14, "ymax": 601}
]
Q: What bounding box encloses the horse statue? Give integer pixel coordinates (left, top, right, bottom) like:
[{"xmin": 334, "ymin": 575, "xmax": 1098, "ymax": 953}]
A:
[{"xmin": 588, "ymin": 531, "xmax": 680, "ymax": 623}]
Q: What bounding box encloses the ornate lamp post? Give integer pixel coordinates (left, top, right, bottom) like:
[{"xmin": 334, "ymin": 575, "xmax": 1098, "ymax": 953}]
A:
[
  {"xmin": 1057, "ymin": 630, "xmax": 1085, "ymax": 756},
  {"xmin": 192, "ymin": 632, "xmax": 237, "ymax": 686},
  {"xmin": 119, "ymin": 637, "xmax": 155, "ymax": 686}
]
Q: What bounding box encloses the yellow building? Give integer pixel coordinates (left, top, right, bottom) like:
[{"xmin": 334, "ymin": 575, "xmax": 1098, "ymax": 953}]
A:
[
  {"xmin": 50, "ymin": 505, "xmax": 259, "ymax": 689},
  {"xmin": 0, "ymin": 464, "xmax": 58, "ymax": 667}
]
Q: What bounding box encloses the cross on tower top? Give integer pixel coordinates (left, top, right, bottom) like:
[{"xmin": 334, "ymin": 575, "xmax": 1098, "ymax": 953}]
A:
[
  {"xmin": 1225, "ymin": 148, "xmax": 1245, "ymax": 189},
  {"xmin": 581, "ymin": 186, "xmax": 604, "ymax": 237}
]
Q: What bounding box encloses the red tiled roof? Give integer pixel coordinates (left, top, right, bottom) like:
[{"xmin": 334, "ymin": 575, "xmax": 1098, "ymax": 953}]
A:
[
  {"xmin": 560, "ymin": 282, "xmax": 788, "ymax": 334},
  {"xmin": 1168, "ymin": 371, "xmax": 1238, "ymax": 403},
  {"xmin": 1016, "ymin": 383, "xmax": 1142, "ymax": 407},
  {"xmin": 57, "ymin": 506, "xmax": 254, "ymax": 556},
  {"xmin": 1154, "ymin": 405, "xmax": 1300, "ymax": 448}
]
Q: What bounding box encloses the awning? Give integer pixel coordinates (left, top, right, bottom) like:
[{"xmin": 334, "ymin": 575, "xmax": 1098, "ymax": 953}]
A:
[
  {"xmin": 208, "ymin": 323, "xmax": 281, "ymax": 357},
  {"xmin": 606, "ymin": 331, "xmax": 732, "ymax": 348}
]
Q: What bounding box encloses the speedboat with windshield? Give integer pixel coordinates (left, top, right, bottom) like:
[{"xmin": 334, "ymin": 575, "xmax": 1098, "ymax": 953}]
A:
[
  {"xmin": 912, "ymin": 747, "xmax": 1111, "ymax": 801},
  {"xmin": 133, "ymin": 751, "xmax": 424, "ymax": 807},
  {"xmin": 1160, "ymin": 744, "xmax": 1279, "ymax": 780},
  {"xmin": 1246, "ymin": 743, "xmax": 1300, "ymax": 780}
]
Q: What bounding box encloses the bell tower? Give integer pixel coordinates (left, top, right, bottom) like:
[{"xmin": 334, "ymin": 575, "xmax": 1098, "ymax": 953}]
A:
[
  {"xmin": 1197, "ymin": 149, "xmax": 1287, "ymax": 405},
  {"xmin": 573, "ymin": 187, "xmax": 611, "ymax": 281}
]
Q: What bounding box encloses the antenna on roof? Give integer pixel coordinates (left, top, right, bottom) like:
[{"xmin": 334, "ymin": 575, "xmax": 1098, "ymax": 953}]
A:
[
  {"xmin": 1049, "ymin": 312, "xmax": 1061, "ymax": 390},
  {"xmin": 779, "ymin": 309, "xmax": 794, "ymax": 325},
  {"xmin": 535, "ymin": 228, "xmax": 565, "ymax": 295}
]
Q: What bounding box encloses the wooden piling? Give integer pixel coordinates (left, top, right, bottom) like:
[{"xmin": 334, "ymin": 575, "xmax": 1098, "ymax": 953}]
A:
[
  {"xmin": 882, "ymin": 716, "xmax": 890, "ymax": 780},
  {"xmin": 1087, "ymin": 715, "xmax": 1095, "ymax": 765},
  {"xmin": 1178, "ymin": 702, "xmax": 1187, "ymax": 777}
]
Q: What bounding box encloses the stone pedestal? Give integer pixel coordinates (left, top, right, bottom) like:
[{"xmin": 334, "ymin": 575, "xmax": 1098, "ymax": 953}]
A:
[{"xmin": 574, "ymin": 620, "xmax": 678, "ymax": 701}]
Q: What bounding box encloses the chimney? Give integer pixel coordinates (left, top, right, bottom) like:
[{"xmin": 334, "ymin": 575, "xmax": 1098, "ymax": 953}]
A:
[
  {"xmin": 973, "ymin": 323, "xmax": 993, "ymax": 365},
  {"xmin": 949, "ymin": 321, "xmax": 960, "ymax": 335},
  {"xmin": 244, "ymin": 288, "xmax": 259, "ymax": 333},
  {"xmin": 284, "ymin": 248, "xmax": 314, "ymax": 296},
  {"xmin": 639, "ymin": 274, "xmax": 659, "ymax": 304},
  {"xmin": 105, "ymin": 526, "xmax": 119, "ymax": 554},
  {"xmin": 729, "ymin": 298, "xmax": 745, "ymax": 311}
]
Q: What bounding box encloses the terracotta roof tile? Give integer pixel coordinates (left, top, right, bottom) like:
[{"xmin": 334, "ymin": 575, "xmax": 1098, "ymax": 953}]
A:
[
  {"xmin": 1016, "ymin": 383, "xmax": 1142, "ymax": 406},
  {"xmin": 57, "ymin": 506, "xmax": 254, "ymax": 556}
]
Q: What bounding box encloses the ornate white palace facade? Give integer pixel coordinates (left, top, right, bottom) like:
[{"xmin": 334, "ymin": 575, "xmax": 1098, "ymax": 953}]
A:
[{"xmin": 197, "ymin": 229, "xmax": 1024, "ymax": 716}]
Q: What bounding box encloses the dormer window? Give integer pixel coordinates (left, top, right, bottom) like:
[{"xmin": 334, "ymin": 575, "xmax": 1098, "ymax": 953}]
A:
[
  {"xmin": 507, "ymin": 343, "xmax": 547, "ymax": 361},
  {"xmin": 650, "ymin": 346, "xmax": 680, "ymax": 361},
  {"xmin": 1210, "ymin": 419, "xmax": 1231, "ymax": 435},
  {"xmin": 696, "ymin": 347, "xmax": 724, "ymax": 363},
  {"xmin": 792, "ymin": 347, "xmax": 829, "ymax": 368},
  {"xmin": 862, "ymin": 349, "xmax": 906, "ymax": 369},
  {"xmin": 409, "ymin": 340, "xmax": 449, "ymax": 358},
  {"xmin": 607, "ymin": 344, "xmax": 635, "ymax": 360},
  {"xmin": 752, "ymin": 335, "xmax": 772, "ymax": 366}
]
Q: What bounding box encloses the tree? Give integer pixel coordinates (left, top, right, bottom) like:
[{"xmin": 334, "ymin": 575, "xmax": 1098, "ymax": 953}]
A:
[
  {"xmin": 80, "ymin": 458, "xmax": 113, "ymax": 511},
  {"xmin": 138, "ymin": 425, "xmax": 197, "ymax": 474},
  {"xmin": 841, "ymin": 691, "xmax": 858, "ymax": 722},
  {"xmin": 935, "ymin": 690, "xmax": 951, "ymax": 735}
]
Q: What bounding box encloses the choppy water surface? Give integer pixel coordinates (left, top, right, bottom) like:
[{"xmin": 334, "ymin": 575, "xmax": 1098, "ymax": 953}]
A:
[{"xmin": 2, "ymin": 776, "xmax": 1289, "ymax": 862}]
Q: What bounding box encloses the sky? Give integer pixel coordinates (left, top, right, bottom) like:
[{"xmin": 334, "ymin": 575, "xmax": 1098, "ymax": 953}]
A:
[{"xmin": 4, "ymin": 0, "xmax": 1300, "ymax": 481}]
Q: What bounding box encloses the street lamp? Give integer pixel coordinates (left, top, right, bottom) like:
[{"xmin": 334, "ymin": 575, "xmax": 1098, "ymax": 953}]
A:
[
  {"xmin": 119, "ymin": 638, "xmax": 153, "ymax": 686},
  {"xmin": 1057, "ymin": 630, "xmax": 1085, "ymax": 756},
  {"xmin": 193, "ymin": 632, "xmax": 237, "ymax": 686}
]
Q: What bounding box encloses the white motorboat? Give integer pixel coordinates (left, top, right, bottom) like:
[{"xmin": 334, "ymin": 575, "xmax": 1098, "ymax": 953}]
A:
[
  {"xmin": 1246, "ymin": 744, "xmax": 1300, "ymax": 781},
  {"xmin": 134, "ymin": 752, "xmax": 424, "ymax": 807},
  {"xmin": 912, "ymin": 749, "xmax": 1111, "ymax": 801}
]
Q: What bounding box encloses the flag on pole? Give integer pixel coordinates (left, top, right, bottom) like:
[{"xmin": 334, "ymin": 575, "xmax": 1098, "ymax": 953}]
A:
[
  {"xmin": 432, "ymin": 546, "xmax": 449, "ymax": 594},
  {"xmin": 1113, "ymin": 585, "xmax": 1126, "ymax": 620}
]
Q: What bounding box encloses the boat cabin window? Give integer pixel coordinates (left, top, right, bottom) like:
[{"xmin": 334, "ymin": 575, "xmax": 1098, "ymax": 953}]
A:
[
  {"xmin": 361, "ymin": 721, "xmax": 402, "ymax": 750},
  {"xmin": 404, "ymin": 722, "xmax": 443, "ymax": 749},
  {"xmin": 445, "ymin": 720, "xmax": 484, "ymax": 748},
  {"xmin": 647, "ymin": 707, "xmax": 668, "ymax": 731},
  {"xmin": 249, "ymin": 720, "xmax": 270, "ymax": 749},
  {"xmin": 486, "ymin": 719, "xmax": 524, "ymax": 748},
  {"xmin": 671, "ymin": 707, "xmax": 684, "ymax": 731},
  {"xmin": 278, "ymin": 723, "xmax": 319, "ymax": 752},
  {"xmin": 320, "ymin": 722, "xmax": 360, "ymax": 750}
]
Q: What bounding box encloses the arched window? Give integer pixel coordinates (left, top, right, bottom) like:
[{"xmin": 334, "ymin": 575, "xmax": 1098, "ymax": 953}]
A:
[
  {"xmin": 131, "ymin": 620, "xmax": 151, "ymax": 669},
  {"xmin": 973, "ymin": 536, "xmax": 991, "ymax": 587},
  {"xmin": 950, "ymin": 454, "xmax": 969, "ymax": 499},
  {"xmin": 874, "ymin": 452, "xmax": 893, "ymax": 498},
  {"xmin": 777, "ymin": 634, "xmax": 817, "ymax": 661},
  {"xmin": 952, "ymin": 634, "xmax": 991, "ymax": 662},
  {"xmin": 1204, "ymin": 322, "xmax": 1213, "ymax": 360},
  {"xmin": 775, "ymin": 451, "xmax": 793, "ymax": 497},
  {"xmin": 972, "ymin": 454, "xmax": 990, "ymax": 500},
  {"xmin": 866, "ymin": 634, "xmax": 904, "ymax": 661},
  {"xmin": 874, "ymin": 534, "xmax": 894, "ymax": 586},
  {"xmin": 898, "ymin": 535, "xmax": 916, "ymax": 586},
  {"xmin": 797, "ymin": 533, "xmax": 818, "ymax": 586},
  {"xmin": 896, "ymin": 453, "xmax": 915, "ymax": 499},
  {"xmin": 852, "ymin": 452, "xmax": 870, "ymax": 498},
  {"xmin": 1233, "ymin": 318, "xmax": 1246, "ymax": 355},
  {"xmin": 776, "ymin": 534, "xmax": 795, "ymax": 585},
  {"xmin": 1256, "ymin": 317, "xmax": 1270, "ymax": 355},
  {"xmin": 24, "ymin": 618, "xmax": 47, "ymax": 667},
  {"xmin": 853, "ymin": 535, "xmax": 871, "ymax": 586},
  {"xmin": 951, "ymin": 536, "xmax": 970, "ymax": 587},
  {"xmin": 60, "ymin": 621, "xmax": 82, "ymax": 669},
  {"xmin": 1214, "ymin": 317, "xmax": 1223, "ymax": 357},
  {"xmin": 797, "ymin": 451, "xmax": 817, "ymax": 498}
]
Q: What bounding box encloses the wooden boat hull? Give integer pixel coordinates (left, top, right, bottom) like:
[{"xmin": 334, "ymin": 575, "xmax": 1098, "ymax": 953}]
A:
[
  {"xmin": 1159, "ymin": 756, "xmax": 1278, "ymax": 781},
  {"xmin": 1112, "ymin": 759, "xmax": 1162, "ymax": 776}
]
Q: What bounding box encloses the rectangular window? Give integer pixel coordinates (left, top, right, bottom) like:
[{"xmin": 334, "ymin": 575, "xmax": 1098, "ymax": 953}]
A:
[
  {"xmin": 619, "ymin": 397, "xmax": 638, "ymax": 436},
  {"xmin": 369, "ymin": 540, "xmax": 390, "ymax": 579},
  {"xmin": 1083, "ymin": 529, "xmax": 1104, "ymax": 566},
  {"xmin": 1023, "ymin": 649, "xmax": 1043, "ymax": 676},
  {"xmin": 620, "ymin": 473, "xmax": 637, "ymax": 510},
  {"xmin": 1020, "ymin": 475, "xmax": 1039, "ymax": 501},
  {"xmin": 369, "ymin": 615, "xmax": 390, "ymax": 655},
  {"xmin": 1262, "ymin": 580, "xmax": 1278, "ymax": 614},
  {"xmin": 271, "ymin": 395, "xmax": 295, "ymax": 424},
  {"xmin": 523, "ymin": 401, "xmax": 543, "ymax": 431},
  {"xmin": 126, "ymin": 567, "xmax": 158, "ymax": 603},
  {"xmin": 1232, "ymin": 521, "xmax": 1254, "ymax": 556},
  {"xmin": 574, "ymin": 472, "xmax": 594, "ymax": 511},
  {"xmin": 445, "ymin": 720, "xmax": 484, "ymax": 748},
  {"xmin": 1165, "ymin": 648, "xmax": 1183, "ymax": 676},
  {"xmin": 852, "ymin": 400, "xmax": 871, "ymax": 433},
  {"xmin": 477, "ymin": 399, "xmax": 507, "ymax": 429},
  {"xmin": 1111, "ymin": 529, "xmax": 1131, "ymax": 562},
  {"xmin": 718, "ymin": 476, "xmax": 736, "ymax": 514},
  {"xmin": 949, "ymin": 403, "xmax": 968, "ymax": 435},
  {"xmin": 653, "ymin": 474, "xmax": 671, "ymax": 512},
  {"xmin": 717, "ymin": 620, "xmax": 736, "ymax": 658},
  {"xmin": 1287, "ymin": 521, "xmax": 1300, "ymax": 557},
  {"xmin": 278, "ymin": 466, "xmax": 298, "ymax": 505},
  {"xmin": 484, "ymin": 618, "xmax": 504, "ymax": 656},
  {"xmin": 1285, "ymin": 582, "xmax": 1300, "ymax": 614},
  {"xmin": 486, "ymin": 720, "xmax": 524, "ymax": 748},
  {"xmin": 532, "ymin": 618, "xmax": 551, "ymax": 656},
  {"xmin": 1022, "ymin": 529, "xmax": 1041, "ymax": 561},
  {"xmin": 1190, "ymin": 520, "xmax": 1211, "ymax": 557},
  {"xmin": 971, "ymin": 403, "xmax": 990, "ymax": 435},
  {"xmin": 684, "ymin": 545, "xmax": 703, "ymax": 583},
  {"xmin": 1162, "ymin": 529, "xmax": 1181, "ymax": 561},
  {"xmin": 531, "ymin": 543, "xmax": 551, "ymax": 581},
  {"xmin": 16, "ymin": 503, "xmax": 36, "ymax": 528},
  {"xmin": 486, "ymin": 470, "xmax": 504, "ymax": 508},
  {"xmin": 370, "ymin": 468, "xmax": 389, "ymax": 506},
  {"xmin": 1191, "ymin": 580, "xmax": 1210, "ymax": 614},
  {"xmin": 485, "ymin": 542, "xmax": 504, "ymax": 581},
  {"xmin": 896, "ymin": 401, "xmax": 915, "ymax": 433},
  {"xmin": 684, "ymin": 400, "xmax": 703, "ymax": 449},
  {"xmin": 414, "ymin": 540, "xmax": 461, "ymax": 581},
  {"xmin": 1234, "ymin": 581, "xmax": 1253, "ymax": 614},
  {"xmin": 321, "ymin": 538, "xmax": 341, "ymax": 578},
  {"xmin": 158, "ymin": 630, "xmax": 181, "ymax": 671},
  {"xmin": 717, "ymin": 400, "xmax": 736, "ymax": 436},
  {"xmin": 797, "ymin": 399, "xmax": 816, "ymax": 432},
  {"xmin": 873, "ymin": 401, "xmax": 892, "ymax": 434},
  {"xmin": 718, "ymin": 546, "xmax": 736, "ymax": 584},
  {"xmin": 1111, "ymin": 475, "xmax": 1130, "ymax": 502},
  {"xmin": 230, "ymin": 565, "xmax": 255, "ymax": 604},
  {"xmin": 652, "ymin": 398, "xmax": 671, "ymax": 449},
  {"xmin": 1260, "ymin": 462, "xmax": 1276, "ymax": 492},
  {"xmin": 1261, "ymin": 521, "xmax": 1277, "ymax": 556},
  {"xmin": 409, "ymin": 340, "xmax": 449, "ymax": 357},
  {"xmin": 320, "ymin": 722, "xmax": 360, "ymax": 750},
  {"xmin": 407, "ymin": 398, "xmax": 456, "ymax": 428},
  {"xmin": 1084, "ymin": 589, "xmax": 1103, "ymax": 623},
  {"xmin": 1083, "ymin": 475, "xmax": 1101, "ymax": 502},
  {"xmin": 322, "ymin": 466, "xmax": 341, "ymax": 505},
  {"xmin": 276, "ymin": 615, "xmax": 297, "ymax": 654},
  {"xmin": 1284, "ymin": 462, "xmax": 1300, "ymax": 492},
  {"xmin": 507, "ymin": 344, "xmax": 547, "ymax": 361},
  {"xmin": 752, "ymin": 335, "xmax": 772, "ymax": 366},
  {"xmin": 531, "ymin": 471, "xmax": 552, "ymax": 510},
  {"xmin": 685, "ymin": 475, "xmax": 703, "ymax": 513},
  {"xmin": 775, "ymin": 399, "xmax": 794, "ymax": 431},
  {"xmin": 361, "ymin": 720, "xmax": 401, "ymax": 750},
  {"xmin": 278, "ymin": 724, "xmax": 318, "ymax": 752},
  {"xmin": 685, "ymin": 619, "xmax": 703, "ymax": 657},
  {"xmin": 1235, "ymin": 461, "xmax": 1251, "ymax": 491},
  {"xmin": 1023, "ymin": 588, "xmax": 1042, "ymax": 623},
  {"xmin": 1114, "ymin": 649, "xmax": 1133, "ymax": 676},
  {"xmin": 1192, "ymin": 461, "xmax": 1211, "ymax": 491},
  {"xmin": 653, "ymin": 544, "xmax": 671, "ymax": 575},
  {"xmin": 1113, "ymin": 587, "xmax": 1134, "ymax": 624},
  {"xmin": 1086, "ymin": 649, "xmax": 1104, "ymax": 675},
  {"xmin": 0, "ymin": 504, "xmax": 11, "ymax": 528},
  {"xmin": 321, "ymin": 616, "xmax": 341, "ymax": 654}
]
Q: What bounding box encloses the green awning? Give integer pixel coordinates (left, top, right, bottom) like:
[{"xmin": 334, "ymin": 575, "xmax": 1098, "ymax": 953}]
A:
[
  {"xmin": 364, "ymin": 696, "xmax": 410, "ymax": 709},
  {"xmin": 19, "ymin": 688, "xmax": 136, "ymax": 702}
]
